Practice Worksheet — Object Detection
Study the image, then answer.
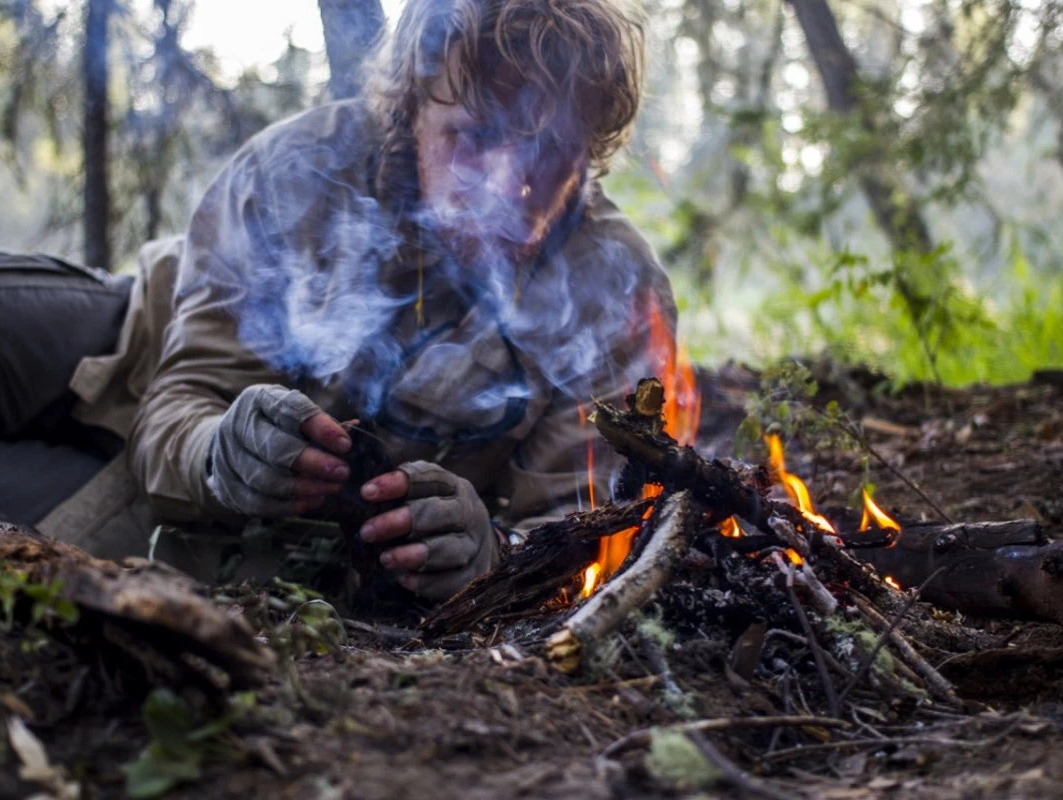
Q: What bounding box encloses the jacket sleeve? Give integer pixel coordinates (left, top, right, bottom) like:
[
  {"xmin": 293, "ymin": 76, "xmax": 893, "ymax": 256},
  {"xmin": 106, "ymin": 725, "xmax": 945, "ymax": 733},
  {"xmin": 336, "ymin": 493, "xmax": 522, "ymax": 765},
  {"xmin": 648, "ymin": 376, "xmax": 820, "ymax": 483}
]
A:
[{"xmin": 127, "ymin": 146, "xmax": 287, "ymax": 522}]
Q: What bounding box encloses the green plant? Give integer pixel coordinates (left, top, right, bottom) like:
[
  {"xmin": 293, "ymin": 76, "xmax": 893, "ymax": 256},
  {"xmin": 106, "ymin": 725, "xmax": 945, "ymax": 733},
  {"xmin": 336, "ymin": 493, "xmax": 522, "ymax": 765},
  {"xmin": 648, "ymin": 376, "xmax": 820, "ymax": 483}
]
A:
[
  {"xmin": 0, "ymin": 569, "xmax": 79, "ymax": 651},
  {"xmin": 122, "ymin": 688, "xmax": 254, "ymax": 798}
]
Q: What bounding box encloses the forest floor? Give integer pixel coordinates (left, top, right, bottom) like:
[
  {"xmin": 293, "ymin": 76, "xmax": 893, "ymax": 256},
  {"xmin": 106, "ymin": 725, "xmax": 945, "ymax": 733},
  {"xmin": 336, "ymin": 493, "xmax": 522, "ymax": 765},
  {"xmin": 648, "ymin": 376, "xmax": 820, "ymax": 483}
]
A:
[{"xmin": 3, "ymin": 363, "xmax": 1063, "ymax": 799}]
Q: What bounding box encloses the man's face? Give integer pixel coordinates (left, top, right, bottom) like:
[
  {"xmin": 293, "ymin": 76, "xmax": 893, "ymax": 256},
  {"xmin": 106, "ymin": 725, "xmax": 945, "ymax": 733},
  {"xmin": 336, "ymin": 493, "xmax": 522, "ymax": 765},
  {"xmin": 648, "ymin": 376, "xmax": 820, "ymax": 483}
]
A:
[{"xmin": 414, "ymin": 80, "xmax": 588, "ymax": 267}]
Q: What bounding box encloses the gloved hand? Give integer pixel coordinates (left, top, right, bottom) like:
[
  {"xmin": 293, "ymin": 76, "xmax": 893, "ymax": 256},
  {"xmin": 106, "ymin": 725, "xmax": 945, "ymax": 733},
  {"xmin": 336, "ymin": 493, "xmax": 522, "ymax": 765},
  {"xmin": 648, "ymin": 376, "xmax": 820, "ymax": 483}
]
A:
[
  {"xmin": 206, "ymin": 384, "xmax": 353, "ymax": 517},
  {"xmin": 359, "ymin": 460, "xmax": 501, "ymax": 600}
]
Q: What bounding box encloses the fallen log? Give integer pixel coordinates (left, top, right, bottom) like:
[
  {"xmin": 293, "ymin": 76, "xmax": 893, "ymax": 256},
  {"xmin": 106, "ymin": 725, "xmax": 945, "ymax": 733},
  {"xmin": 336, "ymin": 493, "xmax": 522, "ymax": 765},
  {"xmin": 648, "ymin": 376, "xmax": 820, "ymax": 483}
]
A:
[
  {"xmin": 421, "ymin": 500, "xmax": 652, "ymax": 637},
  {"xmin": 546, "ymin": 491, "xmax": 694, "ymax": 674},
  {"xmin": 0, "ymin": 523, "xmax": 274, "ymax": 692},
  {"xmin": 851, "ymin": 520, "xmax": 1063, "ymax": 625}
]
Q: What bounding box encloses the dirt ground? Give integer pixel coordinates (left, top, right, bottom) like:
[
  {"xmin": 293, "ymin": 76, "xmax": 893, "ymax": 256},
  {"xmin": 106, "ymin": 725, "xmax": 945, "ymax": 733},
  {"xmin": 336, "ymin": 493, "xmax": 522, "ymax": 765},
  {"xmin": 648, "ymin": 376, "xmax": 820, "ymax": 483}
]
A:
[{"xmin": 3, "ymin": 364, "xmax": 1063, "ymax": 800}]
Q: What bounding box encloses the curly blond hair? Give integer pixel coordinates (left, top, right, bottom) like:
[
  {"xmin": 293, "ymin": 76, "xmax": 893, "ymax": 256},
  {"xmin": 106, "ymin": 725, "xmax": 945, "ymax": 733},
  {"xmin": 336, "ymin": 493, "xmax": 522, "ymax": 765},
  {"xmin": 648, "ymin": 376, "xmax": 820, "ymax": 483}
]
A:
[{"xmin": 370, "ymin": 0, "xmax": 645, "ymax": 207}]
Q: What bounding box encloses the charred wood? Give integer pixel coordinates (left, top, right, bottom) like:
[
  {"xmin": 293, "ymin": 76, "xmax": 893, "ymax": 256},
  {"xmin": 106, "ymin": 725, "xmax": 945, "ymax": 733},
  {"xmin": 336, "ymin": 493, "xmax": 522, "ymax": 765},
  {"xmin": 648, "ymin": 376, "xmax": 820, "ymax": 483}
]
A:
[{"xmin": 421, "ymin": 500, "xmax": 652, "ymax": 638}]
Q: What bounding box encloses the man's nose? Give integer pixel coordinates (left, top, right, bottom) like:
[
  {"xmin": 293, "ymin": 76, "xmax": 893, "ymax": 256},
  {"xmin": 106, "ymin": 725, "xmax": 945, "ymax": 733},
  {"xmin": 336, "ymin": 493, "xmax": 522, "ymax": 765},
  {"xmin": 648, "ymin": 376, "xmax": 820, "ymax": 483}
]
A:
[{"xmin": 482, "ymin": 144, "xmax": 529, "ymax": 202}]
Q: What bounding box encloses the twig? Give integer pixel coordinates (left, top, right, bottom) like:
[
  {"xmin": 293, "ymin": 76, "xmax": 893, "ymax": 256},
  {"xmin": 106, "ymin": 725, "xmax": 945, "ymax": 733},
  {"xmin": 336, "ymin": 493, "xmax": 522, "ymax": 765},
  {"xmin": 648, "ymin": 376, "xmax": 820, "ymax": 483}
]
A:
[
  {"xmin": 762, "ymin": 720, "xmax": 1023, "ymax": 763},
  {"xmin": 637, "ymin": 631, "xmax": 684, "ymax": 701},
  {"xmin": 851, "ymin": 593, "xmax": 962, "ymax": 707},
  {"xmin": 687, "ymin": 731, "xmax": 796, "ymax": 800},
  {"xmin": 776, "ymin": 554, "xmax": 840, "ymax": 719},
  {"xmin": 600, "ymin": 715, "xmax": 848, "ymax": 759},
  {"xmin": 836, "ymin": 567, "xmax": 948, "ymax": 706},
  {"xmin": 827, "ymin": 410, "xmax": 954, "ymax": 523}
]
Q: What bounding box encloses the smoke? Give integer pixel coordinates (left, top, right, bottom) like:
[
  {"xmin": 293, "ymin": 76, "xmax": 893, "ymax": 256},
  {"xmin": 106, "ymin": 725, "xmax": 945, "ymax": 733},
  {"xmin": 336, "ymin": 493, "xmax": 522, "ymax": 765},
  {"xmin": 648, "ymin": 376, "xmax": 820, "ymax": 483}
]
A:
[{"xmin": 215, "ymin": 99, "xmax": 656, "ymax": 445}]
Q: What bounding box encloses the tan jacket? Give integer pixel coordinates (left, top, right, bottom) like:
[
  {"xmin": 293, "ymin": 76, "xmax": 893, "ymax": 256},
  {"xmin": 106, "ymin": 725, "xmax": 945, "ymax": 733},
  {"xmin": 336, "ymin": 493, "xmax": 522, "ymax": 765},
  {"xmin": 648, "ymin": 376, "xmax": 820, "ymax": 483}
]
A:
[{"xmin": 71, "ymin": 100, "xmax": 676, "ymax": 536}]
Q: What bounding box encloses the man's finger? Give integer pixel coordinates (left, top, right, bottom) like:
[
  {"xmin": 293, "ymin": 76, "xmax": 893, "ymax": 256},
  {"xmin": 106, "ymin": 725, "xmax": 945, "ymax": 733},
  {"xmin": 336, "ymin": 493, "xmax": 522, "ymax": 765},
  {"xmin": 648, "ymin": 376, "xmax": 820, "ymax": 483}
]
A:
[
  {"xmin": 361, "ymin": 470, "xmax": 410, "ymax": 503},
  {"xmin": 360, "ymin": 505, "xmax": 413, "ymax": 543},
  {"xmin": 299, "ymin": 412, "xmax": 352, "ymax": 455},
  {"xmin": 292, "ymin": 445, "xmax": 350, "ymax": 482},
  {"xmin": 379, "ymin": 542, "xmax": 429, "ymax": 572}
]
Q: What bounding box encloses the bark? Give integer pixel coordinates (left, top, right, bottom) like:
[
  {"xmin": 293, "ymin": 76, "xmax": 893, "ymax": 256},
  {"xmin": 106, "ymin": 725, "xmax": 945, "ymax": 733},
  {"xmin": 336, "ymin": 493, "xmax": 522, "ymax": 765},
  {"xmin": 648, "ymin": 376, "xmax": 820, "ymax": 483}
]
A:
[
  {"xmin": 787, "ymin": 0, "xmax": 933, "ymax": 254},
  {"xmin": 83, "ymin": 0, "xmax": 112, "ymax": 270},
  {"xmin": 317, "ymin": 0, "xmax": 386, "ymax": 100}
]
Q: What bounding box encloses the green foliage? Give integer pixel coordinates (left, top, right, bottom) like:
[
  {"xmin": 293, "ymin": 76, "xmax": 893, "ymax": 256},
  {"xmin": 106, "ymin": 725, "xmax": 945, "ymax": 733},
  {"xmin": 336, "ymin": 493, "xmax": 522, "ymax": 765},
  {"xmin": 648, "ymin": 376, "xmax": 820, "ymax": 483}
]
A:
[
  {"xmin": 747, "ymin": 235, "xmax": 1063, "ymax": 386},
  {"xmin": 122, "ymin": 688, "xmax": 255, "ymax": 798},
  {"xmin": 0, "ymin": 569, "xmax": 79, "ymax": 651}
]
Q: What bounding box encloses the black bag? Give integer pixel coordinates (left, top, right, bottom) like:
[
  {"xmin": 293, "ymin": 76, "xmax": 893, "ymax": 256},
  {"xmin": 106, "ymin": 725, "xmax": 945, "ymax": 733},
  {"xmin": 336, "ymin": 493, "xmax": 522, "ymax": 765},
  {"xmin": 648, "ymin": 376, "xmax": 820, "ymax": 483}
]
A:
[{"xmin": 0, "ymin": 252, "xmax": 133, "ymax": 438}]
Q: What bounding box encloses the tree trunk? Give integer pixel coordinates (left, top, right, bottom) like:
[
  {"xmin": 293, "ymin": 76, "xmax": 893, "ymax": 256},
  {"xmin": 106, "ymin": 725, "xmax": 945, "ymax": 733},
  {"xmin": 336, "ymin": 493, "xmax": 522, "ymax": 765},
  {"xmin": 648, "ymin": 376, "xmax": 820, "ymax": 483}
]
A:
[
  {"xmin": 317, "ymin": 0, "xmax": 386, "ymax": 100},
  {"xmin": 787, "ymin": 0, "xmax": 933, "ymax": 254},
  {"xmin": 83, "ymin": 0, "xmax": 112, "ymax": 270}
]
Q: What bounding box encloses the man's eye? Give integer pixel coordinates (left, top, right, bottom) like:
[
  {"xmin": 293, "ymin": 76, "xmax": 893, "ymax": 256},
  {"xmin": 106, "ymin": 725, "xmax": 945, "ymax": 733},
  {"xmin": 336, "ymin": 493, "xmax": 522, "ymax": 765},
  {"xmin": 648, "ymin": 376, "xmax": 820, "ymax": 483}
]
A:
[{"xmin": 457, "ymin": 128, "xmax": 496, "ymax": 149}]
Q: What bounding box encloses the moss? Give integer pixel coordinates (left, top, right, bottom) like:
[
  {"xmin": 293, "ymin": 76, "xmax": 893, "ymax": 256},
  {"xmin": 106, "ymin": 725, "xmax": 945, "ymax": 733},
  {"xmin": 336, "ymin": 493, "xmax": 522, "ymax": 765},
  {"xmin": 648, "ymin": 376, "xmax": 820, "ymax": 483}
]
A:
[
  {"xmin": 824, "ymin": 616, "xmax": 896, "ymax": 675},
  {"xmin": 645, "ymin": 729, "xmax": 720, "ymax": 790}
]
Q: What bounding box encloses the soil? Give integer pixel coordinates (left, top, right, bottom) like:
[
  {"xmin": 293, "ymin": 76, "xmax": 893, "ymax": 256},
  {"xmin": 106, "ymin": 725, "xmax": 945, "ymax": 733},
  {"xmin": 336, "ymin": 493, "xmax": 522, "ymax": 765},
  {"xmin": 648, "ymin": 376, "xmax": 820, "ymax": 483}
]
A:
[{"xmin": 4, "ymin": 366, "xmax": 1063, "ymax": 800}]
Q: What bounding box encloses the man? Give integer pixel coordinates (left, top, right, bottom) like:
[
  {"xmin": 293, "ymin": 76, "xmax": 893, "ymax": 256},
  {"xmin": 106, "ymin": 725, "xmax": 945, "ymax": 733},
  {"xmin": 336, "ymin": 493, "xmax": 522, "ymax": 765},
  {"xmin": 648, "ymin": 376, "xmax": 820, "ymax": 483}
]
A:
[{"xmin": 0, "ymin": 0, "xmax": 675, "ymax": 601}]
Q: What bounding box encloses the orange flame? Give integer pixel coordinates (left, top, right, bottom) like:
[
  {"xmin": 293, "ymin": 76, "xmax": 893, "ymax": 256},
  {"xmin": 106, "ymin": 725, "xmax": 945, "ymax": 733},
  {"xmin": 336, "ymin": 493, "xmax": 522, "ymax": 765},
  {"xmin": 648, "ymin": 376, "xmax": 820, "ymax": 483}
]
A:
[
  {"xmin": 765, "ymin": 434, "xmax": 836, "ymax": 534},
  {"xmin": 579, "ymin": 294, "xmax": 701, "ymax": 597},
  {"xmin": 859, "ymin": 488, "xmax": 901, "ymax": 533},
  {"xmin": 884, "ymin": 575, "xmax": 902, "ymax": 591},
  {"xmin": 719, "ymin": 516, "xmax": 743, "ymax": 538},
  {"xmin": 785, "ymin": 548, "xmax": 805, "ymax": 566}
]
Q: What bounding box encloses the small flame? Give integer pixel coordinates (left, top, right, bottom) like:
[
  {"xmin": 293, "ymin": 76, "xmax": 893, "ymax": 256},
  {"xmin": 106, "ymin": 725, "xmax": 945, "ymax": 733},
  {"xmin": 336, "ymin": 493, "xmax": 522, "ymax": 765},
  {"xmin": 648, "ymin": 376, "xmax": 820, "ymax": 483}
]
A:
[
  {"xmin": 884, "ymin": 575, "xmax": 901, "ymax": 591},
  {"xmin": 785, "ymin": 548, "xmax": 804, "ymax": 566},
  {"xmin": 580, "ymin": 563, "xmax": 602, "ymax": 599},
  {"xmin": 859, "ymin": 488, "xmax": 901, "ymax": 533},
  {"xmin": 765, "ymin": 434, "xmax": 836, "ymax": 534},
  {"xmin": 719, "ymin": 516, "xmax": 743, "ymax": 538},
  {"xmin": 578, "ymin": 294, "xmax": 701, "ymax": 598}
]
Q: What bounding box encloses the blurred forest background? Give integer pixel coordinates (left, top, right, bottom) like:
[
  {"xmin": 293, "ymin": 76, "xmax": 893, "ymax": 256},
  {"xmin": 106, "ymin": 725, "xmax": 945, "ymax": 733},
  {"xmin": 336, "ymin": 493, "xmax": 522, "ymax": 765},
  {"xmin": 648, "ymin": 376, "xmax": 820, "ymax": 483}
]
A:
[{"xmin": 2, "ymin": 0, "xmax": 1062, "ymax": 387}]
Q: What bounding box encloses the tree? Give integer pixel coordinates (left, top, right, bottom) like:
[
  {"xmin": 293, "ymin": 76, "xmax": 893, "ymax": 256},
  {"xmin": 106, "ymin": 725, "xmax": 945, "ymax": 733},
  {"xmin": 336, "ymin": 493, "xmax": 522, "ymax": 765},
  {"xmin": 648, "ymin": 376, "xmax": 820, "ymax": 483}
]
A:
[
  {"xmin": 82, "ymin": 0, "xmax": 112, "ymax": 269},
  {"xmin": 787, "ymin": 0, "xmax": 933, "ymax": 255},
  {"xmin": 317, "ymin": 0, "xmax": 385, "ymax": 101}
]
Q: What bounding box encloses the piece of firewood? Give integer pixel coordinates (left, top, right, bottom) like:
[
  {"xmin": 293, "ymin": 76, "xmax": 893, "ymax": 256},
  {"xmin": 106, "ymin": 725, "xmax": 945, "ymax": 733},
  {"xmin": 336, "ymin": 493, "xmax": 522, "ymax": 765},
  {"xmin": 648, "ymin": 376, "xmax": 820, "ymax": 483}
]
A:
[
  {"xmin": 421, "ymin": 500, "xmax": 652, "ymax": 637},
  {"xmin": 0, "ymin": 523, "xmax": 274, "ymax": 692},
  {"xmin": 851, "ymin": 520, "xmax": 1063, "ymax": 624},
  {"xmin": 546, "ymin": 491, "xmax": 694, "ymax": 674}
]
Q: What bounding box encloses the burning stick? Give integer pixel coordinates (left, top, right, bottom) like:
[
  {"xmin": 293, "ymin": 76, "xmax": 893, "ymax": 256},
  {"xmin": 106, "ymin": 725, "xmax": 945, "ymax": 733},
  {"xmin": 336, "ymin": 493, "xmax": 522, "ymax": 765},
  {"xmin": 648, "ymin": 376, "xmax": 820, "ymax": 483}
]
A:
[
  {"xmin": 421, "ymin": 500, "xmax": 652, "ymax": 637},
  {"xmin": 546, "ymin": 491, "xmax": 694, "ymax": 674},
  {"xmin": 591, "ymin": 397, "xmax": 883, "ymax": 596}
]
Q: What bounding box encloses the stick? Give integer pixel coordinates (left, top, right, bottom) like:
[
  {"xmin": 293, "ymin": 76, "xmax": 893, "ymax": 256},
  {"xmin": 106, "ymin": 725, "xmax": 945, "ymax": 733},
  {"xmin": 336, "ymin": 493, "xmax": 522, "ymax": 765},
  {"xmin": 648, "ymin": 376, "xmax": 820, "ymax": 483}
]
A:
[
  {"xmin": 836, "ymin": 567, "xmax": 947, "ymax": 706},
  {"xmin": 546, "ymin": 491, "xmax": 693, "ymax": 674},
  {"xmin": 851, "ymin": 593, "xmax": 962, "ymax": 707},
  {"xmin": 600, "ymin": 715, "xmax": 848, "ymax": 759},
  {"xmin": 777, "ymin": 554, "xmax": 839, "ymax": 719}
]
